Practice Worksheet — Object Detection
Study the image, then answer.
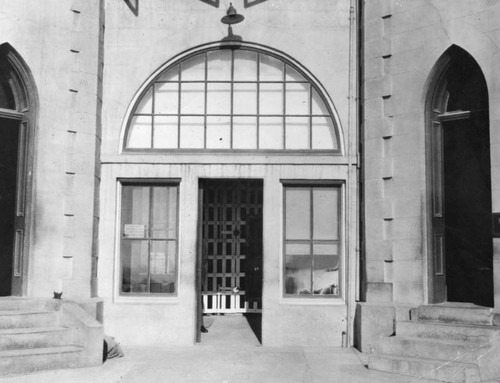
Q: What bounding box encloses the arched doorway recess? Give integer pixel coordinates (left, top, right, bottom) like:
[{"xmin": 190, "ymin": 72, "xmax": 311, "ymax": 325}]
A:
[
  {"xmin": 427, "ymin": 45, "xmax": 493, "ymax": 307},
  {"xmin": 0, "ymin": 44, "xmax": 36, "ymax": 296}
]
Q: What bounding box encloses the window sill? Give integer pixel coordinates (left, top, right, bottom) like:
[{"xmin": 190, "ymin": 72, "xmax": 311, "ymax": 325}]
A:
[
  {"xmin": 113, "ymin": 295, "xmax": 180, "ymax": 305},
  {"xmin": 279, "ymin": 297, "xmax": 345, "ymax": 306}
]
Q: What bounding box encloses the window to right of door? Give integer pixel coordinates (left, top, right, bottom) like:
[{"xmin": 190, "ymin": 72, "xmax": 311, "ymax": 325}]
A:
[{"xmin": 283, "ymin": 184, "xmax": 341, "ymax": 298}]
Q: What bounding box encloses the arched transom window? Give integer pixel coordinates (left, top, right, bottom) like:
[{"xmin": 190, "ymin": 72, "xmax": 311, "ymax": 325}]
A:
[{"xmin": 125, "ymin": 47, "xmax": 340, "ymax": 151}]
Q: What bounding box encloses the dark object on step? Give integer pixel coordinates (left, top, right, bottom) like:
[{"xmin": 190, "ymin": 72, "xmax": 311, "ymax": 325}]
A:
[
  {"xmin": 201, "ymin": 326, "xmax": 208, "ymax": 333},
  {"xmin": 103, "ymin": 335, "xmax": 124, "ymax": 362}
]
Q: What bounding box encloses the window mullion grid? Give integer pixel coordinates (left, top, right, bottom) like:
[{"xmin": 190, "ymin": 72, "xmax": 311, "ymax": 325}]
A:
[
  {"xmin": 177, "ymin": 65, "xmax": 181, "ymax": 148},
  {"xmin": 203, "ymin": 53, "xmax": 208, "ymax": 149}
]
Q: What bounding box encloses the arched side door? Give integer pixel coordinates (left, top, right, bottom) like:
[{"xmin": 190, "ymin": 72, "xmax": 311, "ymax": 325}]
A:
[
  {"xmin": 0, "ymin": 45, "xmax": 35, "ymax": 296},
  {"xmin": 428, "ymin": 46, "xmax": 493, "ymax": 307}
]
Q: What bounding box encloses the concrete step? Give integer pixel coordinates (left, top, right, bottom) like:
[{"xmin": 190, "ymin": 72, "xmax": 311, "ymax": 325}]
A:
[
  {"xmin": 0, "ymin": 345, "xmax": 83, "ymax": 376},
  {"xmin": 369, "ymin": 353, "xmax": 481, "ymax": 383},
  {"xmin": 417, "ymin": 304, "xmax": 493, "ymax": 325},
  {"xmin": 0, "ymin": 310, "xmax": 58, "ymax": 329},
  {"xmin": 0, "ymin": 327, "xmax": 73, "ymax": 350},
  {"xmin": 0, "ymin": 298, "xmax": 44, "ymax": 311},
  {"xmin": 378, "ymin": 336, "xmax": 488, "ymax": 363},
  {"xmin": 398, "ymin": 320, "xmax": 500, "ymax": 343}
]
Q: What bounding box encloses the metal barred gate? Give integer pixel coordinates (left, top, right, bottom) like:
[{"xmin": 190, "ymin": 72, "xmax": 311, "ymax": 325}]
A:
[{"xmin": 201, "ymin": 180, "xmax": 263, "ymax": 314}]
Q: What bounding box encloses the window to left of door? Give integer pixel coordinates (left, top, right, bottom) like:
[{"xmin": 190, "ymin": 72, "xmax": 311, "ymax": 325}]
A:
[{"xmin": 120, "ymin": 182, "xmax": 179, "ymax": 296}]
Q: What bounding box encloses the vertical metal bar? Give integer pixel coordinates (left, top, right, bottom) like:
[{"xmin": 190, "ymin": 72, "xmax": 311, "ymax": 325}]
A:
[
  {"xmin": 257, "ymin": 52, "xmax": 261, "ymax": 149},
  {"xmin": 151, "ymin": 84, "xmax": 156, "ymax": 148},
  {"xmin": 204, "ymin": 52, "xmax": 208, "ymax": 149},
  {"xmin": 230, "ymin": 49, "xmax": 235, "ymax": 148},
  {"xmin": 282, "ymin": 62, "xmax": 286, "ymax": 149},
  {"xmin": 177, "ymin": 64, "xmax": 182, "ymax": 148},
  {"xmin": 310, "ymin": 187, "xmax": 314, "ymax": 293},
  {"xmin": 309, "ymin": 83, "xmax": 313, "ymax": 149},
  {"xmin": 147, "ymin": 186, "xmax": 153, "ymax": 292}
]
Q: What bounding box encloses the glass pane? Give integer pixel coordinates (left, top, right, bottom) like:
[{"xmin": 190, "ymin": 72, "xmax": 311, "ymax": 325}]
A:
[
  {"xmin": 180, "ymin": 116, "xmax": 204, "ymax": 148},
  {"xmin": 207, "ymin": 83, "xmax": 231, "ymax": 114},
  {"xmin": 150, "ymin": 241, "xmax": 177, "ymax": 293},
  {"xmin": 260, "ymin": 83, "xmax": 283, "ymax": 115},
  {"xmin": 285, "ymin": 243, "xmax": 310, "ymax": 255},
  {"xmin": 122, "ymin": 186, "xmax": 150, "ymax": 236},
  {"xmin": 151, "ymin": 186, "xmax": 177, "ymax": 238},
  {"xmin": 313, "ymin": 254, "xmax": 339, "ymax": 295},
  {"xmin": 285, "ymin": 188, "xmax": 310, "ymax": 240},
  {"xmin": 207, "ymin": 50, "xmax": 232, "ymax": 81},
  {"xmin": 312, "ymin": 116, "xmax": 337, "ymax": 150},
  {"xmin": 234, "ymin": 50, "xmax": 257, "ymax": 81},
  {"xmin": 181, "ymin": 53, "xmax": 205, "ymax": 81},
  {"xmin": 135, "ymin": 87, "xmax": 153, "ymax": 114},
  {"xmin": 313, "ymin": 243, "xmax": 338, "ymax": 255},
  {"xmin": 285, "ymin": 117, "xmax": 309, "ymax": 149},
  {"xmin": 234, "ymin": 83, "xmax": 257, "ymax": 115},
  {"xmin": 286, "ymin": 83, "xmax": 309, "ymax": 115},
  {"xmin": 285, "ymin": 254, "xmax": 311, "ymax": 295},
  {"xmin": 127, "ymin": 116, "xmax": 152, "ymax": 148},
  {"xmin": 259, "ymin": 117, "xmax": 283, "ymax": 149},
  {"xmin": 158, "ymin": 65, "xmax": 179, "ymax": 81},
  {"xmin": 206, "ymin": 116, "xmax": 231, "ymax": 149},
  {"xmin": 285, "ymin": 65, "xmax": 306, "ymax": 82},
  {"xmin": 312, "ymin": 88, "xmax": 329, "ymax": 115},
  {"xmin": 259, "ymin": 54, "xmax": 283, "ymax": 81},
  {"xmin": 180, "ymin": 83, "xmax": 205, "ymax": 114},
  {"xmin": 154, "ymin": 83, "xmax": 178, "ymax": 114},
  {"xmin": 313, "ymin": 188, "xmax": 339, "ymax": 240},
  {"xmin": 154, "ymin": 116, "xmax": 178, "ymax": 149},
  {"xmin": 0, "ymin": 80, "xmax": 15, "ymax": 109},
  {"xmin": 121, "ymin": 240, "xmax": 149, "ymax": 293},
  {"xmin": 233, "ymin": 117, "xmax": 257, "ymax": 149}
]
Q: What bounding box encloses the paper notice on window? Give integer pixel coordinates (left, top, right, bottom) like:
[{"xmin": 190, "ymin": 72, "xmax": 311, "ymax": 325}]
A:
[
  {"xmin": 123, "ymin": 224, "xmax": 146, "ymax": 238},
  {"xmin": 151, "ymin": 252, "xmax": 166, "ymax": 274}
]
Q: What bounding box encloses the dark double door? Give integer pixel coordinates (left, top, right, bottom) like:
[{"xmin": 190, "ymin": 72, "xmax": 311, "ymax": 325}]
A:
[{"xmin": 432, "ymin": 112, "xmax": 493, "ymax": 307}]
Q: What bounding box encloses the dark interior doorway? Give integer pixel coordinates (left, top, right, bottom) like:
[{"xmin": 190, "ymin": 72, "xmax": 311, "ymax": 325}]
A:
[
  {"xmin": 429, "ymin": 46, "xmax": 493, "ymax": 307},
  {"xmin": 0, "ymin": 117, "xmax": 20, "ymax": 296},
  {"xmin": 197, "ymin": 179, "xmax": 263, "ymax": 343},
  {"xmin": 443, "ymin": 114, "xmax": 492, "ymax": 307}
]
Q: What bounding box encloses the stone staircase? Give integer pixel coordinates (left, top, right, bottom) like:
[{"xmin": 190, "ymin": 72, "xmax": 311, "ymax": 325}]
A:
[
  {"xmin": 0, "ymin": 297, "xmax": 103, "ymax": 376},
  {"xmin": 369, "ymin": 303, "xmax": 500, "ymax": 382}
]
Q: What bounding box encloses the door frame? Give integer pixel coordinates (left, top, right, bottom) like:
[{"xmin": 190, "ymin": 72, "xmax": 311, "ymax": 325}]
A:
[
  {"xmin": 195, "ymin": 178, "xmax": 264, "ymax": 342},
  {"xmin": 0, "ymin": 44, "xmax": 36, "ymax": 296},
  {"xmin": 425, "ymin": 46, "xmax": 493, "ymax": 305}
]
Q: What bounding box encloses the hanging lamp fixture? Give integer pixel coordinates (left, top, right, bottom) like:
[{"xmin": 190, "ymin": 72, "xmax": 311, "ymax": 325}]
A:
[{"xmin": 221, "ymin": 3, "xmax": 244, "ymax": 42}]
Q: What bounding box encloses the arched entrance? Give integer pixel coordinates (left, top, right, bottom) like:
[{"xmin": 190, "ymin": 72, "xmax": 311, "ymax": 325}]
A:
[
  {"xmin": 427, "ymin": 46, "xmax": 493, "ymax": 307},
  {"xmin": 0, "ymin": 44, "xmax": 35, "ymax": 296}
]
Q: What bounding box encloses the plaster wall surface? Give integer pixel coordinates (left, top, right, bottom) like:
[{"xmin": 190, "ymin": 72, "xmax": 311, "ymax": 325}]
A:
[
  {"xmin": 98, "ymin": 163, "xmax": 350, "ymax": 346},
  {"xmin": 0, "ymin": 1, "xmax": 102, "ymax": 298},
  {"xmin": 363, "ymin": 0, "xmax": 500, "ymax": 308}
]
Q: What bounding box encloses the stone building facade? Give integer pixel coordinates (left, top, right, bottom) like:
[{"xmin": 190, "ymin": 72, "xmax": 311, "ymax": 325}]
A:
[
  {"xmin": 3, "ymin": 0, "xmax": 500, "ymax": 380},
  {"xmin": 0, "ymin": 0, "xmax": 359, "ymax": 350}
]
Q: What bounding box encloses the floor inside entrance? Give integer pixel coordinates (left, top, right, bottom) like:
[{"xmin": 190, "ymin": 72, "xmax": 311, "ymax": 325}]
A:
[{"xmin": 200, "ymin": 314, "xmax": 261, "ymax": 347}]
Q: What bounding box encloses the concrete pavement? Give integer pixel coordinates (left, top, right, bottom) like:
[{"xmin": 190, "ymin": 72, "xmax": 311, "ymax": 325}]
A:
[{"xmin": 0, "ymin": 315, "xmax": 440, "ymax": 383}]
